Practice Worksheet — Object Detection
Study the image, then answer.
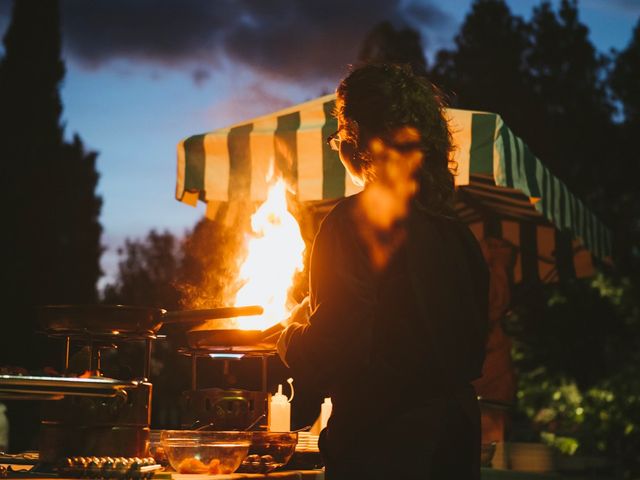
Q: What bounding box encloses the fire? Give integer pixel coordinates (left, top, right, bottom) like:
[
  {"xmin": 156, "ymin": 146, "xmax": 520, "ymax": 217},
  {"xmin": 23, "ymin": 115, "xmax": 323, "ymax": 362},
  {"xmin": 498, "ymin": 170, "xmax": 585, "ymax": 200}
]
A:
[{"xmin": 233, "ymin": 179, "xmax": 305, "ymax": 330}]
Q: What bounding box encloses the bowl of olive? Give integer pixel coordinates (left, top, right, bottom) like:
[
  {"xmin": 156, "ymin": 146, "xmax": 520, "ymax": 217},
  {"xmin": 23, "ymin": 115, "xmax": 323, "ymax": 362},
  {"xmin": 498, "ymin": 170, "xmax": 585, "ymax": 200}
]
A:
[{"xmin": 237, "ymin": 431, "xmax": 298, "ymax": 473}]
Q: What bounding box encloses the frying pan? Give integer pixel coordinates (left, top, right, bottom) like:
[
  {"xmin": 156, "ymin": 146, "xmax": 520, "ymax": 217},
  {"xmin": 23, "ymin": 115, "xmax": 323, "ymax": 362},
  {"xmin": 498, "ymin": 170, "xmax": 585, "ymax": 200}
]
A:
[
  {"xmin": 37, "ymin": 304, "xmax": 265, "ymax": 336},
  {"xmin": 186, "ymin": 322, "xmax": 284, "ymax": 350}
]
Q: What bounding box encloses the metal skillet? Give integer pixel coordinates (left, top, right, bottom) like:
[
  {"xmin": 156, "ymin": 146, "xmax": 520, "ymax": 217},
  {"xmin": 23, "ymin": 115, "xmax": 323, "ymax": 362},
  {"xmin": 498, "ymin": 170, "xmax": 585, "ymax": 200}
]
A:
[
  {"xmin": 36, "ymin": 304, "xmax": 265, "ymax": 337},
  {"xmin": 185, "ymin": 321, "xmax": 284, "ymax": 351}
]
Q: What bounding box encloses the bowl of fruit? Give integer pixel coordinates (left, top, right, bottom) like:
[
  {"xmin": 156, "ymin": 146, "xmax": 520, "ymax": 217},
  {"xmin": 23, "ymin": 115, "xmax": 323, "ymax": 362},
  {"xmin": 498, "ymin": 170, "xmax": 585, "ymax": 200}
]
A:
[{"xmin": 160, "ymin": 430, "xmax": 252, "ymax": 474}]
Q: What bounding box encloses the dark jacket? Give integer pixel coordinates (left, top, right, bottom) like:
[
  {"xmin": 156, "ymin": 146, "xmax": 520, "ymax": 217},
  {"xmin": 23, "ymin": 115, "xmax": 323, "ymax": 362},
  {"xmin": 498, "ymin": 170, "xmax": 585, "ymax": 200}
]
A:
[{"xmin": 278, "ymin": 193, "xmax": 489, "ymax": 475}]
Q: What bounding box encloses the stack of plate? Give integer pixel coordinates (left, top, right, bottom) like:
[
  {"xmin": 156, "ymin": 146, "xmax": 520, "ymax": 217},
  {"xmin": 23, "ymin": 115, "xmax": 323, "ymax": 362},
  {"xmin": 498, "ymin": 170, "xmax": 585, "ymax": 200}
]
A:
[{"xmin": 295, "ymin": 432, "xmax": 319, "ymax": 453}]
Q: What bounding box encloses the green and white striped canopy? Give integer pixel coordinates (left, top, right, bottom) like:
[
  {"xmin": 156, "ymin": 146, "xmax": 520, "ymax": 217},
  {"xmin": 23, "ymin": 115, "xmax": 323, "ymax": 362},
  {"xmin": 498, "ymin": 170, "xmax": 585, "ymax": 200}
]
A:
[{"xmin": 177, "ymin": 93, "xmax": 612, "ymax": 268}]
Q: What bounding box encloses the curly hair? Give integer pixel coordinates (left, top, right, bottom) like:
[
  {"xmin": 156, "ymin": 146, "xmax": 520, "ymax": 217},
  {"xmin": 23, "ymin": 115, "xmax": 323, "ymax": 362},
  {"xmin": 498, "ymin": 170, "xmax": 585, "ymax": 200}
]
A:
[{"xmin": 335, "ymin": 63, "xmax": 456, "ymax": 215}]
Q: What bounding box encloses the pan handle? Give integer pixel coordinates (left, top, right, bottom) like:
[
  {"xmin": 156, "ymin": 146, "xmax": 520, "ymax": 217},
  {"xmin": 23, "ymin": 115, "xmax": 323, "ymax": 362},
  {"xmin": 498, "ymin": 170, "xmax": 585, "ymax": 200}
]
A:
[
  {"xmin": 259, "ymin": 322, "xmax": 284, "ymax": 340},
  {"xmin": 161, "ymin": 305, "xmax": 264, "ymax": 324}
]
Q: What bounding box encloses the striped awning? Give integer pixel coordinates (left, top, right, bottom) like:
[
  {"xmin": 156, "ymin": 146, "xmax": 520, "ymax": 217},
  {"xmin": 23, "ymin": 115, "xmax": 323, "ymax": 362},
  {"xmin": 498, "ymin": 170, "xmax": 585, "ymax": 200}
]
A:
[{"xmin": 177, "ymin": 93, "xmax": 612, "ymax": 263}]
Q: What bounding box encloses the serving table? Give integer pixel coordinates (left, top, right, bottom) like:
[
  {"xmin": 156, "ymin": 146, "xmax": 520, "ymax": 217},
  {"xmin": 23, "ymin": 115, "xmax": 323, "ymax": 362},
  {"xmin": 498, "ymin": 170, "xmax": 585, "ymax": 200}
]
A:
[
  {"xmin": 0, "ymin": 473, "xmax": 325, "ymax": 480},
  {"xmin": 0, "ymin": 468, "xmax": 612, "ymax": 479},
  {"xmin": 151, "ymin": 468, "xmax": 596, "ymax": 479},
  {"xmin": 170, "ymin": 473, "xmax": 323, "ymax": 479}
]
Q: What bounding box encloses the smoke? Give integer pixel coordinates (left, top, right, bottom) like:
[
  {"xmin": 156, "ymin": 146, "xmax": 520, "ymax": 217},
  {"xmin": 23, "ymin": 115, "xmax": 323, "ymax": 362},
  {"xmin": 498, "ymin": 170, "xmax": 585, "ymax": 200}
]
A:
[{"xmin": 178, "ymin": 202, "xmax": 253, "ymax": 310}]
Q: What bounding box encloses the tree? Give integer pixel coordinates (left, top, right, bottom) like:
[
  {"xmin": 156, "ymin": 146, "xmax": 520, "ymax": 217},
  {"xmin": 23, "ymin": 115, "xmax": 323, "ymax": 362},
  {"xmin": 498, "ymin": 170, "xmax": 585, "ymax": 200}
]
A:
[
  {"xmin": 610, "ymin": 19, "xmax": 640, "ymax": 125},
  {"xmin": 102, "ymin": 229, "xmax": 188, "ymax": 429},
  {"xmin": 431, "ymin": 0, "xmax": 633, "ymax": 264},
  {"xmin": 609, "ymin": 19, "xmax": 640, "ymax": 271},
  {"xmin": 358, "ymin": 21, "xmax": 428, "ymax": 75},
  {"xmin": 524, "ymin": 0, "xmax": 614, "ymax": 202},
  {"xmin": 431, "ymin": 0, "xmax": 533, "ymax": 137},
  {"xmin": 102, "ymin": 209, "xmax": 251, "ymax": 311},
  {"xmin": 429, "ymin": 3, "xmax": 640, "ymax": 473},
  {"xmin": 102, "ymin": 230, "xmax": 182, "ymax": 309},
  {"xmin": 178, "ymin": 209, "xmax": 249, "ymax": 310},
  {"xmin": 0, "ymin": 0, "xmax": 102, "ymax": 452},
  {"xmin": 507, "ymin": 274, "xmax": 640, "ymax": 474},
  {"xmin": 0, "ymin": 0, "xmax": 102, "ymax": 369}
]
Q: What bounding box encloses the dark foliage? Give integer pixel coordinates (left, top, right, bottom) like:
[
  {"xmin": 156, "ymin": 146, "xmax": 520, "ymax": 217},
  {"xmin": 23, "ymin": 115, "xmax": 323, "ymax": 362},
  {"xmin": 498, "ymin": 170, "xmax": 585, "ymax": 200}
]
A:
[
  {"xmin": 103, "ymin": 230, "xmax": 182, "ymax": 309},
  {"xmin": 426, "ymin": 1, "xmax": 640, "ymax": 474},
  {"xmin": 506, "ymin": 275, "xmax": 640, "ymax": 475},
  {"xmin": 358, "ymin": 21, "xmax": 428, "ymax": 75},
  {"xmin": 610, "ymin": 19, "xmax": 640, "ymax": 125},
  {"xmin": 431, "ymin": 0, "xmax": 533, "ymax": 136},
  {"xmin": 102, "ymin": 209, "xmax": 249, "ymax": 311},
  {"xmin": 0, "ymin": 0, "xmax": 102, "ymax": 452},
  {"xmin": 0, "ymin": 0, "xmax": 102, "ymax": 366},
  {"xmin": 431, "ymin": 0, "xmax": 639, "ymax": 270},
  {"xmin": 608, "ymin": 18, "xmax": 640, "ymax": 272},
  {"xmin": 178, "ymin": 207, "xmax": 250, "ymax": 309},
  {"xmin": 508, "ymin": 280, "xmax": 629, "ymax": 390}
]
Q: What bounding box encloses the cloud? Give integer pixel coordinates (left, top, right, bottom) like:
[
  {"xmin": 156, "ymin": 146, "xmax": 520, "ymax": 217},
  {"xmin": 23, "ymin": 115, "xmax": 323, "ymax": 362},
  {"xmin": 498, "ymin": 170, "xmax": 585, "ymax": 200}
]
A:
[
  {"xmin": 218, "ymin": 0, "xmax": 449, "ymax": 82},
  {"xmin": 404, "ymin": 2, "xmax": 451, "ymax": 28},
  {"xmin": 192, "ymin": 67, "xmax": 211, "ymax": 86},
  {"xmin": 0, "ymin": 1, "xmax": 12, "ymax": 50},
  {"xmin": 56, "ymin": 0, "xmax": 451, "ymax": 84},
  {"xmin": 60, "ymin": 0, "xmax": 230, "ymax": 69},
  {"xmin": 0, "ymin": 1, "xmax": 11, "ymax": 17},
  {"xmin": 583, "ymin": 0, "xmax": 640, "ymax": 15},
  {"xmin": 606, "ymin": 0, "xmax": 640, "ymax": 14}
]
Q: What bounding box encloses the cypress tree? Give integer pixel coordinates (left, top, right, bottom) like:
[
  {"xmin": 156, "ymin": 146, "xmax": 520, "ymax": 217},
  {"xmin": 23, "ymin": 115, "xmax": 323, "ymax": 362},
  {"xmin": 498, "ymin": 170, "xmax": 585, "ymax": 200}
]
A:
[
  {"xmin": 0, "ymin": 0, "xmax": 102, "ymax": 452},
  {"xmin": 0, "ymin": 0, "xmax": 102, "ymax": 367}
]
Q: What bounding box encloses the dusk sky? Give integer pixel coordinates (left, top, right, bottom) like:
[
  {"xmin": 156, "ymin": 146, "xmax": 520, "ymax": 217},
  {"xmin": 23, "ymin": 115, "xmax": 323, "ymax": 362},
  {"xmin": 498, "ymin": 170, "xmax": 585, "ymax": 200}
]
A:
[{"xmin": 0, "ymin": 0, "xmax": 638, "ymax": 288}]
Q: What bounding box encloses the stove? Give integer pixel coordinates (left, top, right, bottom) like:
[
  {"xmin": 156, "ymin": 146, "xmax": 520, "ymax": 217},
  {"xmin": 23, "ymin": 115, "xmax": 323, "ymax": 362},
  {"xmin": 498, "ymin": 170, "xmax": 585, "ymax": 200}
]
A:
[
  {"xmin": 177, "ymin": 345, "xmax": 276, "ymax": 431},
  {"xmin": 0, "ymin": 306, "xmax": 162, "ymax": 473}
]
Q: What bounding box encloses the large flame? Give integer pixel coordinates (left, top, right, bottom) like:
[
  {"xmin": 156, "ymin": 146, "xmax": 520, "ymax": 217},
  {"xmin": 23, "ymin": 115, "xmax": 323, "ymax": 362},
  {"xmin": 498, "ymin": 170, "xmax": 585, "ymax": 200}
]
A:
[{"xmin": 233, "ymin": 179, "xmax": 305, "ymax": 330}]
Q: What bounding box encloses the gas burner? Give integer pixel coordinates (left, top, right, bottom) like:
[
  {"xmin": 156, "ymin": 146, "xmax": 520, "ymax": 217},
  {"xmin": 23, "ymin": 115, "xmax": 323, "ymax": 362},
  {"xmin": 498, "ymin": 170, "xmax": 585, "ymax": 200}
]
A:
[
  {"xmin": 177, "ymin": 347, "xmax": 277, "ymax": 358},
  {"xmin": 176, "ymin": 345, "xmax": 276, "ymax": 431},
  {"xmin": 180, "ymin": 388, "xmax": 268, "ymax": 431},
  {"xmin": 177, "ymin": 347, "xmax": 274, "ymax": 394}
]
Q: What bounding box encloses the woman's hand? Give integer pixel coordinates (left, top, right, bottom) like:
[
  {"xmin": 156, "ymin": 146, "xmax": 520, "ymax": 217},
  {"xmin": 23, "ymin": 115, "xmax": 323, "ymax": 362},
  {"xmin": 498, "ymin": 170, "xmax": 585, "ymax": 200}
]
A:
[{"xmin": 281, "ymin": 296, "xmax": 310, "ymax": 327}]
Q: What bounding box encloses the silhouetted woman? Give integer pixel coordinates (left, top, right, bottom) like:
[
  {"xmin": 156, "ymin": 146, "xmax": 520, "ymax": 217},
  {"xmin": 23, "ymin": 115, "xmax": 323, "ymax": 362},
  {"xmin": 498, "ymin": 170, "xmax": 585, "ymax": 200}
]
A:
[{"xmin": 278, "ymin": 64, "xmax": 489, "ymax": 480}]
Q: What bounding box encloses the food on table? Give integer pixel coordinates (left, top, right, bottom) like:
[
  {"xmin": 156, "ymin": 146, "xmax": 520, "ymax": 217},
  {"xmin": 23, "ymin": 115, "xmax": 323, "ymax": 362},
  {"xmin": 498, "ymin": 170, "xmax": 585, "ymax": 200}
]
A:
[
  {"xmin": 177, "ymin": 457, "xmax": 208, "ymax": 474},
  {"xmin": 161, "ymin": 431, "xmax": 251, "ymax": 474},
  {"xmin": 237, "ymin": 432, "xmax": 298, "ymax": 473},
  {"xmin": 175, "ymin": 456, "xmax": 229, "ymax": 474},
  {"xmin": 208, "ymin": 458, "xmax": 221, "ymax": 474}
]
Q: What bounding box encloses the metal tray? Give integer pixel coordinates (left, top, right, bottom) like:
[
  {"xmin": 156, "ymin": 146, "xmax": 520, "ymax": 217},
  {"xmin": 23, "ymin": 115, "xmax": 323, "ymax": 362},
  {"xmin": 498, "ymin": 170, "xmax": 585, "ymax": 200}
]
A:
[{"xmin": 0, "ymin": 375, "xmax": 140, "ymax": 399}]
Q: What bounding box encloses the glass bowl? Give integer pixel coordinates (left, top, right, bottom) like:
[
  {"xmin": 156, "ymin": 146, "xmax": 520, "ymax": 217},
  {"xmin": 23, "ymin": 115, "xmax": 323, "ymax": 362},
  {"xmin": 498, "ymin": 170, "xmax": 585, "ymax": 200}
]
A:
[
  {"xmin": 237, "ymin": 431, "xmax": 298, "ymax": 473},
  {"xmin": 149, "ymin": 430, "xmax": 168, "ymax": 467},
  {"xmin": 160, "ymin": 430, "xmax": 252, "ymax": 474}
]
